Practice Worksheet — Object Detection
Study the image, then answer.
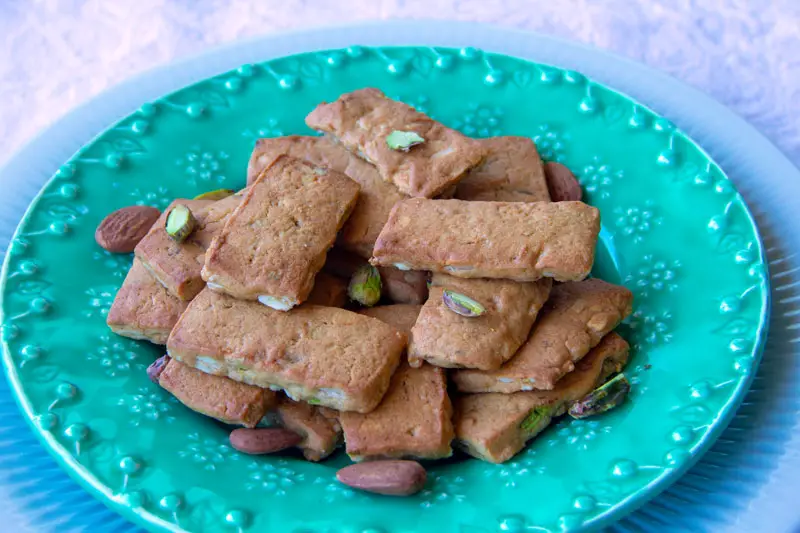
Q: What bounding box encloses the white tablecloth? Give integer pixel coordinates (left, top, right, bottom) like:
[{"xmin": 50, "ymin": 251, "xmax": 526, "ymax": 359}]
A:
[{"xmin": 0, "ymin": 0, "xmax": 798, "ymax": 169}]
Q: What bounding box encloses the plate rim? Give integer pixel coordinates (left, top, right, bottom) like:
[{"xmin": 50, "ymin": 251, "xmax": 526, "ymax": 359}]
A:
[{"xmin": 0, "ymin": 20, "xmax": 790, "ymax": 532}]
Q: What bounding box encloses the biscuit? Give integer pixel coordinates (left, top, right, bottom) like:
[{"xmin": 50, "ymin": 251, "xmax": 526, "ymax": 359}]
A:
[
  {"xmin": 159, "ymin": 358, "xmax": 276, "ymax": 428},
  {"xmin": 247, "ymin": 135, "xmax": 406, "ymax": 258},
  {"xmin": 306, "ymin": 88, "xmax": 485, "ymax": 198},
  {"xmin": 107, "ymin": 259, "xmax": 189, "ymax": 345},
  {"xmin": 167, "ymin": 288, "xmax": 406, "ymax": 413},
  {"xmin": 202, "ymin": 156, "xmax": 360, "ymax": 310},
  {"xmin": 409, "ymin": 274, "xmax": 552, "ymax": 370},
  {"xmin": 452, "ymin": 279, "xmax": 633, "ymax": 392},
  {"xmin": 454, "ymin": 332, "xmax": 629, "ymax": 463},
  {"xmin": 272, "ymin": 396, "xmax": 342, "ymax": 461},
  {"xmin": 455, "ymin": 136, "xmax": 550, "ymax": 202},
  {"xmin": 370, "ymin": 199, "xmax": 600, "ymax": 282}
]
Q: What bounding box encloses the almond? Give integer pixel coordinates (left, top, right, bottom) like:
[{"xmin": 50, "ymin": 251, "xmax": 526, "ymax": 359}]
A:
[
  {"xmin": 95, "ymin": 205, "xmax": 161, "ymax": 253},
  {"xmin": 148, "ymin": 355, "xmax": 171, "ymax": 384},
  {"xmin": 229, "ymin": 427, "xmax": 303, "ymax": 454},
  {"xmin": 544, "ymin": 162, "xmax": 582, "ymax": 202},
  {"xmin": 336, "ymin": 460, "xmax": 427, "ymax": 496}
]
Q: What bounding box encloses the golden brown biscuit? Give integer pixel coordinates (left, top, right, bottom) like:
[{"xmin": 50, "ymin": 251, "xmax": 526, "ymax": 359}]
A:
[
  {"xmin": 304, "ymin": 272, "xmax": 348, "ymax": 308},
  {"xmin": 202, "ymin": 156, "xmax": 360, "ymax": 310},
  {"xmin": 133, "ymin": 193, "xmax": 245, "ymax": 300},
  {"xmin": 452, "ymin": 279, "xmax": 633, "ymax": 392},
  {"xmin": 134, "ymin": 199, "xmax": 213, "ymax": 300},
  {"xmin": 271, "ymin": 396, "xmax": 342, "ymax": 461},
  {"xmin": 247, "ymin": 135, "xmax": 407, "ymax": 258},
  {"xmin": 409, "ymin": 274, "xmax": 552, "ymax": 370},
  {"xmin": 167, "ymin": 288, "xmax": 406, "ymax": 413},
  {"xmin": 339, "ymin": 361, "xmax": 453, "ymax": 461},
  {"xmin": 370, "ymin": 199, "xmax": 600, "ymax": 282},
  {"xmin": 357, "ymin": 304, "xmax": 422, "ymax": 334},
  {"xmin": 306, "ymin": 88, "xmax": 485, "ymax": 198},
  {"xmin": 159, "ymin": 358, "xmax": 276, "ymax": 428},
  {"xmin": 455, "ymin": 136, "xmax": 550, "ymax": 202},
  {"xmin": 454, "ymin": 332, "xmax": 629, "ymax": 463},
  {"xmin": 107, "ymin": 259, "xmax": 189, "ymax": 345}
]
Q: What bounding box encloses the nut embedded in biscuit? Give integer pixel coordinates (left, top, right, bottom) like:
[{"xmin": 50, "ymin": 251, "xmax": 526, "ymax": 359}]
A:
[
  {"xmin": 452, "ymin": 279, "xmax": 633, "ymax": 393},
  {"xmin": 306, "ymin": 88, "xmax": 485, "ymax": 198},
  {"xmin": 453, "ymin": 332, "xmax": 630, "ymax": 463},
  {"xmin": 409, "ymin": 274, "xmax": 552, "ymax": 371}
]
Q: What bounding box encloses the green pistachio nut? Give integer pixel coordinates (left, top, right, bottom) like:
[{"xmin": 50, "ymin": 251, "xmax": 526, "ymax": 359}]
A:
[
  {"xmin": 165, "ymin": 204, "xmax": 197, "ymax": 243},
  {"xmin": 348, "ymin": 265, "xmax": 382, "ymax": 307},
  {"xmin": 520, "ymin": 405, "xmax": 553, "ymax": 432},
  {"xmin": 193, "ymin": 188, "xmax": 235, "ymax": 201},
  {"xmin": 442, "ymin": 289, "xmax": 485, "ymax": 317},
  {"xmin": 386, "ymin": 130, "xmax": 425, "ymax": 151},
  {"xmin": 568, "ymin": 373, "xmax": 630, "ymax": 419}
]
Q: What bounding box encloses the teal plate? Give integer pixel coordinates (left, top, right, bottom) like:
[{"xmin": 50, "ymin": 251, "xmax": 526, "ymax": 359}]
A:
[{"xmin": 0, "ymin": 46, "xmax": 769, "ymax": 533}]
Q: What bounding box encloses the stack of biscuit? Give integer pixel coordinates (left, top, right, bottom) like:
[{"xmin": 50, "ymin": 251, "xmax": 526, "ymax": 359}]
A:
[{"xmin": 106, "ymin": 88, "xmax": 632, "ymax": 465}]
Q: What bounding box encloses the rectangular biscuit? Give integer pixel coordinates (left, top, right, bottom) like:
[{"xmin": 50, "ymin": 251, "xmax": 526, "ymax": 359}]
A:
[
  {"xmin": 455, "ymin": 136, "xmax": 550, "ymax": 202},
  {"xmin": 134, "ymin": 199, "xmax": 213, "ymax": 300},
  {"xmin": 159, "ymin": 358, "xmax": 276, "ymax": 428},
  {"xmin": 306, "ymin": 88, "xmax": 485, "ymax": 198},
  {"xmin": 107, "ymin": 259, "xmax": 189, "ymax": 345},
  {"xmin": 358, "ymin": 304, "xmax": 423, "ymax": 334},
  {"xmin": 247, "ymin": 135, "xmax": 407, "ymax": 258},
  {"xmin": 270, "ymin": 396, "xmax": 342, "ymax": 461},
  {"xmin": 166, "ymin": 288, "xmax": 406, "ymax": 413},
  {"xmin": 341, "ymin": 304, "xmax": 452, "ymax": 460},
  {"xmin": 454, "ymin": 332, "xmax": 629, "ymax": 463},
  {"xmin": 452, "ymin": 279, "xmax": 633, "ymax": 392},
  {"xmin": 370, "ymin": 199, "xmax": 600, "ymax": 282},
  {"xmin": 133, "ymin": 193, "xmax": 245, "ymax": 300},
  {"xmin": 202, "ymin": 156, "xmax": 360, "ymax": 310},
  {"xmin": 409, "ymin": 274, "xmax": 552, "ymax": 370},
  {"xmin": 304, "ymin": 271, "xmax": 348, "ymax": 308},
  {"xmin": 339, "ymin": 361, "xmax": 454, "ymax": 461}
]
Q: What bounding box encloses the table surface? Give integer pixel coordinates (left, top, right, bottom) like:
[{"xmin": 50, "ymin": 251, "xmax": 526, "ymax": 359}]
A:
[{"xmin": 0, "ymin": 3, "xmax": 799, "ymax": 533}]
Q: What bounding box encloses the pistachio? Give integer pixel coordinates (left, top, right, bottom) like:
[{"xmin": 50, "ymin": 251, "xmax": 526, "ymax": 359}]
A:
[
  {"xmin": 568, "ymin": 373, "xmax": 630, "ymax": 419},
  {"xmin": 386, "ymin": 130, "xmax": 424, "ymax": 151},
  {"xmin": 165, "ymin": 204, "xmax": 196, "ymax": 242},
  {"xmin": 442, "ymin": 289, "xmax": 485, "ymax": 317},
  {"xmin": 348, "ymin": 265, "xmax": 382, "ymax": 307},
  {"xmin": 520, "ymin": 405, "xmax": 553, "ymax": 432},
  {"xmin": 193, "ymin": 188, "xmax": 235, "ymax": 201}
]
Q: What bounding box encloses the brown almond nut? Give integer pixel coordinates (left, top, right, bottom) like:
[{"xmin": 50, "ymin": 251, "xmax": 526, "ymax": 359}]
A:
[
  {"xmin": 95, "ymin": 205, "xmax": 161, "ymax": 253},
  {"xmin": 229, "ymin": 428, "xmax": 303, "ymax": 454},
  {"xmin": 148, "ymin": 355, "xmax": 171, "ymax": 384},
  {"xmin": 544, "ymin": 162, "xmax": 582, "ymax": 202},
  {"xmin": 336, "ymin": 460, "xmax": 427, "ymax": 496}
]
